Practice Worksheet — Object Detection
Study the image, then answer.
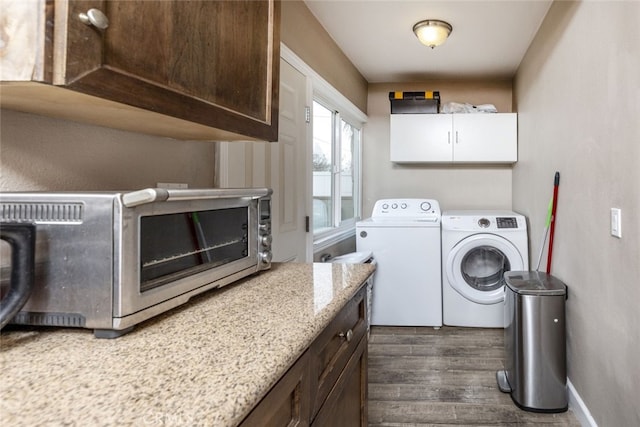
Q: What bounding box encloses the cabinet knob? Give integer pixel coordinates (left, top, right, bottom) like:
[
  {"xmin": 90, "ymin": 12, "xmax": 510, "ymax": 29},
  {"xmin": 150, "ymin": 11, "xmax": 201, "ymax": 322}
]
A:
[
  {"xmin": 78, "ymin": 8, "xmax": 109, "ymax": 30},
  {"xmin": 339, "ymin": 329, "xmax": 353, "ymax": 343}
]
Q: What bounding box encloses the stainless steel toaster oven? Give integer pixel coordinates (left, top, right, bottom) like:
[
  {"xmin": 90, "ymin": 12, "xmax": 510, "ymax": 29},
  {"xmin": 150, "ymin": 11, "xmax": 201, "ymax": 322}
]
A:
[{"xmin": 0, "ymin": 188, "xmax": 272, "ymax": 338}]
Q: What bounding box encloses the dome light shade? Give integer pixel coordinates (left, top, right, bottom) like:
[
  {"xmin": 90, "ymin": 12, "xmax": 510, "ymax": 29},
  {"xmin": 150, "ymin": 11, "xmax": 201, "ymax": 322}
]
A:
[{"xmin": 413, "ymin": 20, "xmax": 453, "ymax": 48}]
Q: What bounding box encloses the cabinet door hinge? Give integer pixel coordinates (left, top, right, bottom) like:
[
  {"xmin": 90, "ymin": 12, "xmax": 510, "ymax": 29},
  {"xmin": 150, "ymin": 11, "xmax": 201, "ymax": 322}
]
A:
[{"xmin": 305, "ymin": 106, "xmax": 311, "ymax": 123}]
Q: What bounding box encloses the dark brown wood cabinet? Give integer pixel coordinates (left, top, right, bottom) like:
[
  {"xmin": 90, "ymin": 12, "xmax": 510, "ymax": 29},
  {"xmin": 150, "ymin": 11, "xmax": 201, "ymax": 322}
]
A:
[
  {"xmin": 240, "ymin": 351, "xmax": 311, "ymax": 427},
  {"xmin": 310, "ymin": 285, "xmax": 368, "ymax": 421},
  {"xmin": 311, "ymin": 336, "xmax": 368, "ymax": 427},
  {"xmin": 239, "ymin": 285, "xmax": 368, "ymax": 427},
  {"xmin": 0, "ymin": 0, "xmax": 280, "ymax": 141}
]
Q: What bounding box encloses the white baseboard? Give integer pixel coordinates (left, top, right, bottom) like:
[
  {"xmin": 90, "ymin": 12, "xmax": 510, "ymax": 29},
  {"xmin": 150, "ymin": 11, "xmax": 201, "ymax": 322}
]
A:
[{"xmin": 568, "ymin": 378, "xmax": 598, "ymax": 427}]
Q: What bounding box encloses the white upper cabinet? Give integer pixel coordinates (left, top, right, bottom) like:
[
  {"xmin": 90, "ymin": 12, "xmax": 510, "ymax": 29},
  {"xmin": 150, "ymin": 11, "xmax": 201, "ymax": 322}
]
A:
[{"xmin": 390, "ymin": 113, "xmax": 517, "ymax": 163}]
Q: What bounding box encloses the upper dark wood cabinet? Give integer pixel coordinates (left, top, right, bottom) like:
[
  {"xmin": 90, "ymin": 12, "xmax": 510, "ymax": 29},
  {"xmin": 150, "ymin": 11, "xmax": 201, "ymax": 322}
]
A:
[{"xmin": 1, "ymin": 0, "xmax": 280, "ymax": 141}]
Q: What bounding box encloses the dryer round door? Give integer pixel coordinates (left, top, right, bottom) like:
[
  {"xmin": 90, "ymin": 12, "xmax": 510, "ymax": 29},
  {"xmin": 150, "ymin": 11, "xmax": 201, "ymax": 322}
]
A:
[{"xmin": 446, "ymin": 233, "xmax": 525, "ymax": 304}]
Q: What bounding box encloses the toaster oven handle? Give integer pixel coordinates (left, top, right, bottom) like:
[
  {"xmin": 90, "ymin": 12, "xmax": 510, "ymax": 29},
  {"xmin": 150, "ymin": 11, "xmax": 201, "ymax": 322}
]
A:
[
  {"xmin": 0, "ymin": 223, "xmax": 36, "ymax": 330},
  {"xmin": 122, "ymin": 188, "xmax": 170, "ymax": 207},
  {"xmin": 122, "ymin": 188, "xmax": 272, "ymax": 208}
]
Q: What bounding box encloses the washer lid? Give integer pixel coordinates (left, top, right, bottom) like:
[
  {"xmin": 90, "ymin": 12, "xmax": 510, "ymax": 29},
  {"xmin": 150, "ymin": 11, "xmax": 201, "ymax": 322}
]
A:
[{"xmin": 504, "ymin": 271, "xmax": 567, "ymax": 296}]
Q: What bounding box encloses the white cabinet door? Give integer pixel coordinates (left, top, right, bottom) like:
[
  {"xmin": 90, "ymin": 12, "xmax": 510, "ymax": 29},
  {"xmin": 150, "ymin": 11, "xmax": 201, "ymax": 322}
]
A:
[
  {"xmin": 390, "ymin": 114, "xmax": 452, "ymax": 162},
  {"xmin": 390, "ymin": 113, "xmax": 517, "ymax": 163},
  {"xmin": 453, "ymin": 113, "xmax": 517, "ymax": 163}
]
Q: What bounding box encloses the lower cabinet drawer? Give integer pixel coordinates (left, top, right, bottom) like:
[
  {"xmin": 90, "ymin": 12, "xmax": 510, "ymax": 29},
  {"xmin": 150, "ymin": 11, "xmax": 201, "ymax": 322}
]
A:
[
  {"xmin": 309, "ymin": 286, "xmax": 367, "ymax": 419},
  {"xmin": 239, "ymin": 350, "xmax": 311, "ymax": 427},
  {"xmin": 311, "ymin": 336, "xmax": 368, "ymax": 427}
]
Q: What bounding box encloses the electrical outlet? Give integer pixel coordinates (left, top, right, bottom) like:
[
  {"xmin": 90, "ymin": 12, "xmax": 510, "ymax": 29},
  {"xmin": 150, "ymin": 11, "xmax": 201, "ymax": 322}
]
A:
[
  {"xmin": 610, "ymin": 208, "xmax": 622, "ymax": 238},
  {"xmin": 156, "ymin": 182, "xmax": 188, "ymax": 189}
]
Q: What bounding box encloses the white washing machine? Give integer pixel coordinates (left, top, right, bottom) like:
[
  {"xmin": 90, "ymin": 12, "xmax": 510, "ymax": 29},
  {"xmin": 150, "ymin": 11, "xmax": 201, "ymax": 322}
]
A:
[
  {"xmin": 356, "ymin": 199, "xmax": 442, "ymax": 327},
  {"xmin": 442, "ymin": 210, "xmax": 529, "ymax": 328}
]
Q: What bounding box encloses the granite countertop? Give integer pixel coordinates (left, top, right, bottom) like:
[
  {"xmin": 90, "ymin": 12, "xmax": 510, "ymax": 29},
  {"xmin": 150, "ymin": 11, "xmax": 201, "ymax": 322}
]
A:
[{"xmin": 0, "ymin": 262, "xmax": 375, "ymax": 426}]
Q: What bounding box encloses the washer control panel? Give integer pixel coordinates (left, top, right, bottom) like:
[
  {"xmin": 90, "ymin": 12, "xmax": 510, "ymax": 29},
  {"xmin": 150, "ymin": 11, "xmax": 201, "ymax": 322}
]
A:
[
  {"xmin": 371, "ymin": 198, "xmax": 441, "ymax": 221},
  {"xmin": 442, "ymin": 211, "xmax": 526, "ymax": 231},
  {"xmin": 496, "ymin": 217, "xmax": 519, "ymax": 228}
]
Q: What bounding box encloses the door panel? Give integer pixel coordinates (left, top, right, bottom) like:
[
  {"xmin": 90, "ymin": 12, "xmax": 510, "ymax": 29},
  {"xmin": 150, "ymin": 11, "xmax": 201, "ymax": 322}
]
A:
[{"xmin": 278, "ymin": 135, "xmax": 297, "ymax": 229}]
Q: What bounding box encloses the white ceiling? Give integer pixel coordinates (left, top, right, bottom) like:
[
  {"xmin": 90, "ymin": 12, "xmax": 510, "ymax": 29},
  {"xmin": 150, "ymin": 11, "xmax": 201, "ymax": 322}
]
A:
[{"xmin": 303, "ymin": 0, "xmax": 553, "ymax": 82}]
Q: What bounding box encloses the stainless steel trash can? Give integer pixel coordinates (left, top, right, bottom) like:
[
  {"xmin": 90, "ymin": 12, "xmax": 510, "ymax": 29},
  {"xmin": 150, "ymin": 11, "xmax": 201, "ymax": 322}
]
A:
[{"xmin": 496, "ymin": 271, "xmax": 568, "ymax": 413}]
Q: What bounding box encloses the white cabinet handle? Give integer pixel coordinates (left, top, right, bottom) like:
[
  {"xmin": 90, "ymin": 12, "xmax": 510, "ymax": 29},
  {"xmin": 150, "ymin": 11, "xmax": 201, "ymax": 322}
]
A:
[{"xmin": 79, "ymin": 8, "xmax": 109, "ymax": 30}]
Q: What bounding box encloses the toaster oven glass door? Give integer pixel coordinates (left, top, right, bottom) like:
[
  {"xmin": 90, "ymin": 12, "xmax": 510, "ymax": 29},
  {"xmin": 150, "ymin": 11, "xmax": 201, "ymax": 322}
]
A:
[{"xmin": 139, "ymin": 207, "xmax": 249, "ymax": 292}]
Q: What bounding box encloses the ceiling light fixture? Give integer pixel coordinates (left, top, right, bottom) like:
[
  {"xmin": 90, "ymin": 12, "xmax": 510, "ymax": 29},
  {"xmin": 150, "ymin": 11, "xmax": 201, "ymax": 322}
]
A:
[{"xmin": 413, "ymin": 19, "xmax": 453, "ymax": 49}]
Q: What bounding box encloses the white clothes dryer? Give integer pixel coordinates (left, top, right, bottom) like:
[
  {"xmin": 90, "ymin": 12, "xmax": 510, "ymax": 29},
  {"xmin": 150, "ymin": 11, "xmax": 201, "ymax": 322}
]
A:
[
  {"xmin": 441, "ymin": 211, "xmax": 529, "ymax": 328},
  {"xmin": 357, "ymin": 199, "xmax": 442, "ymax": 327}
]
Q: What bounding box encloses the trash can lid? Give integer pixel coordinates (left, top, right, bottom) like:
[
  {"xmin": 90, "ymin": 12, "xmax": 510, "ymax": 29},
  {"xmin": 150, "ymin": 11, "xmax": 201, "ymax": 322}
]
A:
[
  {"xmin": 330, "ymin": 251, "xmax": 373, "ymax": 264},
  {"xmin": 504, "ymin": 271, "xmax": 567, "ymax": 296}
]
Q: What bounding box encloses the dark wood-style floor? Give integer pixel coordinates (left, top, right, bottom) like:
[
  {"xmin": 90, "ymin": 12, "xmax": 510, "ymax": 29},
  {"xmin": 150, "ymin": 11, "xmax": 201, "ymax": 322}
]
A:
[{"xmin": 368, "ymin": 326, "xmax": 581, "ymax": 426}]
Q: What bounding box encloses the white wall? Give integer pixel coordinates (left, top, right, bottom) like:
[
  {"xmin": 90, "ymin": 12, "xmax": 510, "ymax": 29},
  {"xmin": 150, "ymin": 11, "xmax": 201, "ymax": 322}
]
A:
[
  {"xmin": 0, "ymin": 110, "xmax": 215, "ymax": 191},
  {"xmin": 363, "ymin": 81, "xmax": 514, "ymax": 216},
  {"xmin": 514, "ymin": 2, "xmax": 640, "ymax": 426},
  {"xmin": 281, "ymin": 0, "xmax": 368, "ymax": 113}
]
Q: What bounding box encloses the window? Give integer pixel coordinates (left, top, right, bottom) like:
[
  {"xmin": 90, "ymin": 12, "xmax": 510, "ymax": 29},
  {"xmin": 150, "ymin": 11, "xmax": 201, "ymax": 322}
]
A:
[{"xmin": 312, "ymin": 99, "xmax": 361, "ymax": 238}]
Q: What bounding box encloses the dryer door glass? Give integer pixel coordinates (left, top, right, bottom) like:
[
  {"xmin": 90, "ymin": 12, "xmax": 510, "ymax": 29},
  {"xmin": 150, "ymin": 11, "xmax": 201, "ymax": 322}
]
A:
[
  {"xmin": 460, "ymin": 246, "xmax": 510, "ymax": 291},
  {"xmin": 446, "ymin": 233, "xmax": 524, "ymax": 304}
]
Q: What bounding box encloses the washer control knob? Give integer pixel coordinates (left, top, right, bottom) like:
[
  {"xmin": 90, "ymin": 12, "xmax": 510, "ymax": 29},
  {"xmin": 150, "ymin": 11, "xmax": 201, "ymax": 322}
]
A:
[
  {"xmin": 478, "ymin": 218, "xmax": 491, "ymax": 228},
  {"xmin": 420, "ymin": 201, "xmax": 432, "ymax": 211},
  {"xmin": 401, "ymin": 203, "xmax": 407, "ymax": 209},
  {"xmin": 382, "ymin": 203, "xmax": 389, "ymax": 209},
  {"xmin": 392, "ymin": 203, "xmax": 398, "ymax": 209}
]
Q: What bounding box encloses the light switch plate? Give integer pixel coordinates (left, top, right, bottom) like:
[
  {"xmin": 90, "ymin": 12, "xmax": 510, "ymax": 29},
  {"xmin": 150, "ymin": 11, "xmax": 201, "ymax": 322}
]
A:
[{"xmin": 610, "ymin": 208, "xmax": 622, "ymax": 238}]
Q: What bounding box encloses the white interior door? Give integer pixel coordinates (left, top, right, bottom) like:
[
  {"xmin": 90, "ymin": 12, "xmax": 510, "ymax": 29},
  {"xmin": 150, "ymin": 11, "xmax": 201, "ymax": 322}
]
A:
[
  {"xmin": 272, "ymin": 59, "xmax": 308, "ymax": 262},
  {"xmin": 217, "ymin": 58, "xmax": 309, "ymax": 262}
]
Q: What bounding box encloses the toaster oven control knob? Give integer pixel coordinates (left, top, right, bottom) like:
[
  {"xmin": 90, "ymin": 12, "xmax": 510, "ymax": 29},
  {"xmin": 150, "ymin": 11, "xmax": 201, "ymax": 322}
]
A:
[
  {"xmin": 259, "ymin": 222, "xmax": 271, "ymax": 234},
  {"xmin": 261, "ymin": 235, "xmax": 272, "ymax": 247},
  {"xmin": 259, "ymin": 251, "xmax": 272, "ymax": 265}
]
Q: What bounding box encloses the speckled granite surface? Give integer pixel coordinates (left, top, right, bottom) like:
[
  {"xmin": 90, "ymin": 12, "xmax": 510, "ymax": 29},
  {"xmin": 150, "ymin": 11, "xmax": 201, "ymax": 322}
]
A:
[{"xmin": 0, "ymin": 262, "xmax": 375, "ymax": 426}]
